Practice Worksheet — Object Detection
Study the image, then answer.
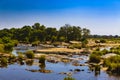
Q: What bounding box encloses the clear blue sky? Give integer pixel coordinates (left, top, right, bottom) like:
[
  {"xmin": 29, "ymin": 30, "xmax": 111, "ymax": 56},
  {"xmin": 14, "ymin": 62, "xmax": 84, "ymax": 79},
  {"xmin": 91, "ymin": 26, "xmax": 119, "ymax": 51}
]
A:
[{"xmin": 0, "ymin": 0, "xmax": 120, "ymax": 35}]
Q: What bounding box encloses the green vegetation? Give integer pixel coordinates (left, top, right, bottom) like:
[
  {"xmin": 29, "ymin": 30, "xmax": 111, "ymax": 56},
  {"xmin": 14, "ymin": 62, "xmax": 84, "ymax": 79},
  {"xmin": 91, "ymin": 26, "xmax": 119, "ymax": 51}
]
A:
[
  {"xmin": 109, "ymin": 46, "xmax": 120, "ymax": 55},
  {"xmin": 103, "ymin": 55, "xmax": 120, "ymax": 74},
  {"xmin": 0, "ymin": 23, "xmax": 90, "ymax": 45},
  {"xmin": 39, "ymin": 55, "xmax": 46, "ymax": 63},
  {"xmin": 25, "ymin": 50, "xmax": 34, "ymax": 59},
  {"xmin": 0, "ymin": 23, "xmax": 91, "ymax": 55},
  {"xmin": 89, "ymin": 54, "xmax": 101, "ymax": 63},
  {"xmin": 0, "ymin": 44, "xmax": 5, "ymax": 53},
  {"xmin": 18, "ymin": 53, "xmax": 24, "ymax": 61},
  {"xmin": 69, "ymin": 43, "xmax": 81, "ymax": 49},
  {"xmin": 8, "ymin": 54, "xmax": 16, "ymax": 63},
  {"xmin": 0, "ymin": 57, "xmax": 8, "ymax": 67},
  {"xmin": 64, "ymin": 77, "xmax": 75, "ymax": 80}
]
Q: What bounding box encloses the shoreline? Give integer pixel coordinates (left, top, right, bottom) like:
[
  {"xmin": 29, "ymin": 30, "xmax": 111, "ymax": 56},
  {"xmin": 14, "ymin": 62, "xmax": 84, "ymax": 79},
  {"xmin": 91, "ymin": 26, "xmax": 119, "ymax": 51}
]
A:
[{"xmin": 34, "ymin": 48, "xmax": 88, "ymax": 54}]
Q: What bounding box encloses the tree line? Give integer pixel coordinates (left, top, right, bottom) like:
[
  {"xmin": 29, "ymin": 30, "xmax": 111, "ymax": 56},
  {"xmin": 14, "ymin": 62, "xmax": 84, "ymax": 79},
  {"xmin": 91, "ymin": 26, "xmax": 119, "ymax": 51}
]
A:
[{"xmin": 0, "ymin": 23, "xmax": 90, "ymax": 43}]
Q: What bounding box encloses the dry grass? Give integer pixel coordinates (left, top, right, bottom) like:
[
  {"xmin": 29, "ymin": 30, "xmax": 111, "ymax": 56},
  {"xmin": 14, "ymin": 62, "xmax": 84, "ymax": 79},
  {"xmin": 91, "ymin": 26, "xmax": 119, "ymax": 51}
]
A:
[{"xmin": 36, "ymin": 48, "xmax": 83, "ymax": 53}]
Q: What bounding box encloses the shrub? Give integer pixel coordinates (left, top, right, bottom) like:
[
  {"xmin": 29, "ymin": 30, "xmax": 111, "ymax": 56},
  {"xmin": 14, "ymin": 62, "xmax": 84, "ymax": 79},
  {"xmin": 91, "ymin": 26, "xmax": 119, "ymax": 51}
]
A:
[
  {"xmin": 39, "ymin": 55, "xmax": 46, "ymax": 63},
  {"xmin": 103, "ymin": 55, "xmax": 120, "ymax": 74},
  {"xmin": 25, "ymin": 50, "xmax": 34, "ymax": 59},
  {"xmin": 92, "ymin": 51, "xmax": 103, "ymax": 56},
  {"xmin": 69, "ymin": 44, "xmax": 81, "ymax": 49},
  {"xmin": 100, "ymin": 39, "xmax": 106, "ymax": 43},
  {"xmin": 18, "ymin": 53, "xmax": 24, "ymax": 61},
  {"xmin": 4, "ymin": 43, "xmax": 14, "ymax": 53},
  {"xmin": 89, "ymin": 54, "xmax": 101, "ymax": 63},
  {"xmin": 95, "ymin": 48, "xmax": 100, "ymax": 51},
  {"xmin": 101, "ymin": 49, "xmax": 108, "ymax": 55},
  {"xmin": 64, "ymin": 77, "xmax": 75, "ymax": 80},
  {"xmin": 0, "ymin": 44, "xmax": 4, "ymax": 53},
  {"xmin": 8, "ymin": 54, "xmax": 16, "ymax": 63},
  {"xmin": 0, "ymin": 57, "xmax": 8, "ymax": 66}
]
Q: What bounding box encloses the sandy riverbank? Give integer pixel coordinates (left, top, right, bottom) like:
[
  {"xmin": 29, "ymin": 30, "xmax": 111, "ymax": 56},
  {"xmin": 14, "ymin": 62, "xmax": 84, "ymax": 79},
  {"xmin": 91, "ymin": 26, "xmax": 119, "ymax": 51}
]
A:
[{"xmin": 35, "ymin": 48, "xmax": 84, "ymax": 54}]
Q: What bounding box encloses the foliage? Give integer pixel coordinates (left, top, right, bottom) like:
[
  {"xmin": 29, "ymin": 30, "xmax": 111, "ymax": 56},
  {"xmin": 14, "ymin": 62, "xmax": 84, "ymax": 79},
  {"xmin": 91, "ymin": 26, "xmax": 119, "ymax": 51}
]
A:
[
  {"xmin": 32, "ymin": 41, "xmax": 40, "ymax": 46},
  {"xmin": 100, "ymin": 39, "xmax": 106, "ymax": 43},
  {"xmin": 109, "ymin": 46, "xmax": 120, "ymax": 55},
  {"xmin": 18, "ymin": 53, "xmax": 24, "ymax": 61},
  {"xmin": 69, "ymin": 44, "xmax": 81, "ymax": 49},
  {"xmin": 1, "ymin": 37, "xmax": 11, "ymax": 44},
  {"xmin": 4, "ymin": 43, "xmax": 14, "ymax": 53},
  {"xmin": 0, "ymin": 23, "xmax": 90, "ymax": 47},
  {"xmin": 0, "ymin": 44, "xmax": 4, "ymax": 53},
  {"xmin": 103, "ymin": 55, "xmax": 120, "ymax": 74},
  {"xmin": 81, "ymin": 39, "xmax": 88, "ymax": 48},
  {"xmin": 25, "ymin": 50, "xmax": 34, "ymax": 59},
  {"xmin": 92, "ymin": 48, "xmax": 109, "ymax": 56},
  {"xmin": 59, "ymin": 36, "xmax": 66, "ymax": 42},
  {"xmin": 8, "ymin": 54, "xmax": 16, "ymax": 63},
  {"xmin": 89, "ymin": 54, "xmax": 101, "ymax": 63},
  {"xmin": 0, "ymin": 57, "xmax": 8, "ymax": 66},
  {"xmin": 39, "ymin": 55, "xmax": 46, "ymax": 63},
  {"xmin": 64, "ymin": 77, "xmax": 75, "ymax": 80}
]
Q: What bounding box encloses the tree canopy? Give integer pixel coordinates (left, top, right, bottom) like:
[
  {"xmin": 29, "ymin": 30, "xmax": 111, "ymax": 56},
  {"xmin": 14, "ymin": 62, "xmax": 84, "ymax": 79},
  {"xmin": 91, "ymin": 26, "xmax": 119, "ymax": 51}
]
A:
[{"xmin": 0, "ymin": 23, "xmax": 90, "ymax": 43}]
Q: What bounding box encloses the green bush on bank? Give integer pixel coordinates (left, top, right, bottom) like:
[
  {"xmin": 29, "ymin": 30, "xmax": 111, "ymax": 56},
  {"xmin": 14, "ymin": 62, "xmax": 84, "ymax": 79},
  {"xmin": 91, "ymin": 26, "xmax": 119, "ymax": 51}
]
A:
[
  {"xmin": 25, "ymin": 50, "xmax": 34, "ymax": 59},
  {"xmin": 89, "ymin": 54, "xmax": 101, "ymax": 63},
  {"xmin": 69, "ymin": 44, "xmax": 81, "ymax": 49},
  {"xmin": 0, "ymin": 44, "xmax": 4, "ymax": 53},
  {"xmin": 103, "ymin": 55, "xmax": 120, "ymax": 74},
  {"xmin": 18, "ymin": 53, "xmax": 24, "ymax": 61},
  {"xmin": 39, "ymin": 55, "xmax": 46, "ymax": 63},
  {"xmin": 0, "ymin": 57, "xmax": 8, "ymax": 66}
]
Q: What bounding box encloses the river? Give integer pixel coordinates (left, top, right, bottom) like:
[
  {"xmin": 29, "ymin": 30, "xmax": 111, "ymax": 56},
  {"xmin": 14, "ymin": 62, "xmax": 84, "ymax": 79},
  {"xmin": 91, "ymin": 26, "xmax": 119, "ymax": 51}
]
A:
[{"xmin": 0, "ymin": 50, "xmax": 119, "ymax": 80}]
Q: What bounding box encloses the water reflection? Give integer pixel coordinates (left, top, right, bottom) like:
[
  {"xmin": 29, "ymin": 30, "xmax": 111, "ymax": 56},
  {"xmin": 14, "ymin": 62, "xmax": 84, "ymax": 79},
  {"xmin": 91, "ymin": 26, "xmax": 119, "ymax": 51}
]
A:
[
  {"xmin": 26, "ymin": 60, "xmax": 34, "ymax": 66},
  {"xmin": 18, "ymin": 61, "xmax": 24, "ymax": 65},
  {"xmin": 1, "ymin": 50, "xmax": 120, "ymax": 80},
  {"xmin": 0, "ymin": 64, "xmax": 8, "ymax": 68},
  {"xmin": 39, "ymin": 63, "xmax": 46, "ymax": 71}
]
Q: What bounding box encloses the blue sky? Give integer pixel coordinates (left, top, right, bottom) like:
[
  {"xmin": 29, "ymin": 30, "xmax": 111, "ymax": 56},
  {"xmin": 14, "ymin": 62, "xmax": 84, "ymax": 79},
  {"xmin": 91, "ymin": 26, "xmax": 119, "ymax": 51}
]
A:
[{"xmin": 0, "ymin": 0, "xmax": 120, "ymax": 35}]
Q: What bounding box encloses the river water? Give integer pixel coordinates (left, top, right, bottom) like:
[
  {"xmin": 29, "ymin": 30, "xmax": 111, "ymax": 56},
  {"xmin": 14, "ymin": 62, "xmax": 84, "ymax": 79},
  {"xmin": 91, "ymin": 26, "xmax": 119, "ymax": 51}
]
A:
[{"xmin": 0, "ymin": 50, "xmax": 119, "ymax": 80}]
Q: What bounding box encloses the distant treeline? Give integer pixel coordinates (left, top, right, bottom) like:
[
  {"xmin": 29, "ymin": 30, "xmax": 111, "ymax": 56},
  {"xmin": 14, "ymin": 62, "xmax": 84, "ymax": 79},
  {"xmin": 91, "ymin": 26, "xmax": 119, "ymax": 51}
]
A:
[
  {"xmin": 89, "ymin": 35, "xmax": 119, "ymax": 39},
  {"xmin": 0, "ymin": 23, "xmax": 90, "ymax": 43}
]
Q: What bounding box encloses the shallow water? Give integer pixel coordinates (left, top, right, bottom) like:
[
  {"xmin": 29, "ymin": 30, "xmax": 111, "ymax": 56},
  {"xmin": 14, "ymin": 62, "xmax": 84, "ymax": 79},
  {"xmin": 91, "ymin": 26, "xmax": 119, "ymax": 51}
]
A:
[{"xmin": 1, "ymin": 50, "xmax": 119, "ymax": 80}]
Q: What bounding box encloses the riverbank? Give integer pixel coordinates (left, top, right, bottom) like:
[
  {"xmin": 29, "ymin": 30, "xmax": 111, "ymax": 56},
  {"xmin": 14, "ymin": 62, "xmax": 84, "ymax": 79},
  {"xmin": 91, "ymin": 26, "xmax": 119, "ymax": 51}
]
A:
[{"xmin": 35, "ymin": 48, "xmax": 89, "ymax": 54}]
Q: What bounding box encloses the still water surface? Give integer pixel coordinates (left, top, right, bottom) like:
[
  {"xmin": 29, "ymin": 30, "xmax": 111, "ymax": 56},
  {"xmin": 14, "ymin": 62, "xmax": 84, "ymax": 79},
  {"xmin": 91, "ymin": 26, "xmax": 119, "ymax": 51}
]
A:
[{"xmin": 0, "ymin": 50, "xmax": 119, "ymax": 80}]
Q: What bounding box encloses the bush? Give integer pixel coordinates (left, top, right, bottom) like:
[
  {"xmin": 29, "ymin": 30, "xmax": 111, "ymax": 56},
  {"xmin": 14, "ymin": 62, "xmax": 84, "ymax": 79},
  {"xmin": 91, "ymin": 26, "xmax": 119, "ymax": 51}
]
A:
[
  {"xmin": 64, "ymin": 77, "xmax": 75, "ymax": 80},
  {"xmin": 39, "ymin": 55, "xmax": 46, "ymax": 63},
  {"xmin": 89, "ymin": 54, "xmax": 101, "ymax": 63},
  {"xmin": 0, "ymin": 57, "xmax": 8, "ymax": 66},
  {"xmin": 100, "ymin": 39, "xmax": 106, "ymax": 43},
  {"xmin": 0, "ymin": 44, "xmax": 4, "ymax": 53},
  {"xmin": 103, "ymin": 55, "xmax": 120, "ymax": 74},
  {"xmin": 92, "ymin": 51, "xmax": 103, "ymax": 56},
  {"xmin": 69, "ymin": 44, "xmax": 81, "ymax": 49},
  {"xmin": 8, "ymin": 54, "xmax": 16, "ymax": 63},
  {"xmin": 4, "ymin": 43, "xmax": 14, "ymax": 53},
  {"xmin": 25, "ymin": 50, "xmax": 34, "ymax": 59},
  {"xmin": 18, "ymin": 53, "xmax": 24, "ymax": 61}
]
